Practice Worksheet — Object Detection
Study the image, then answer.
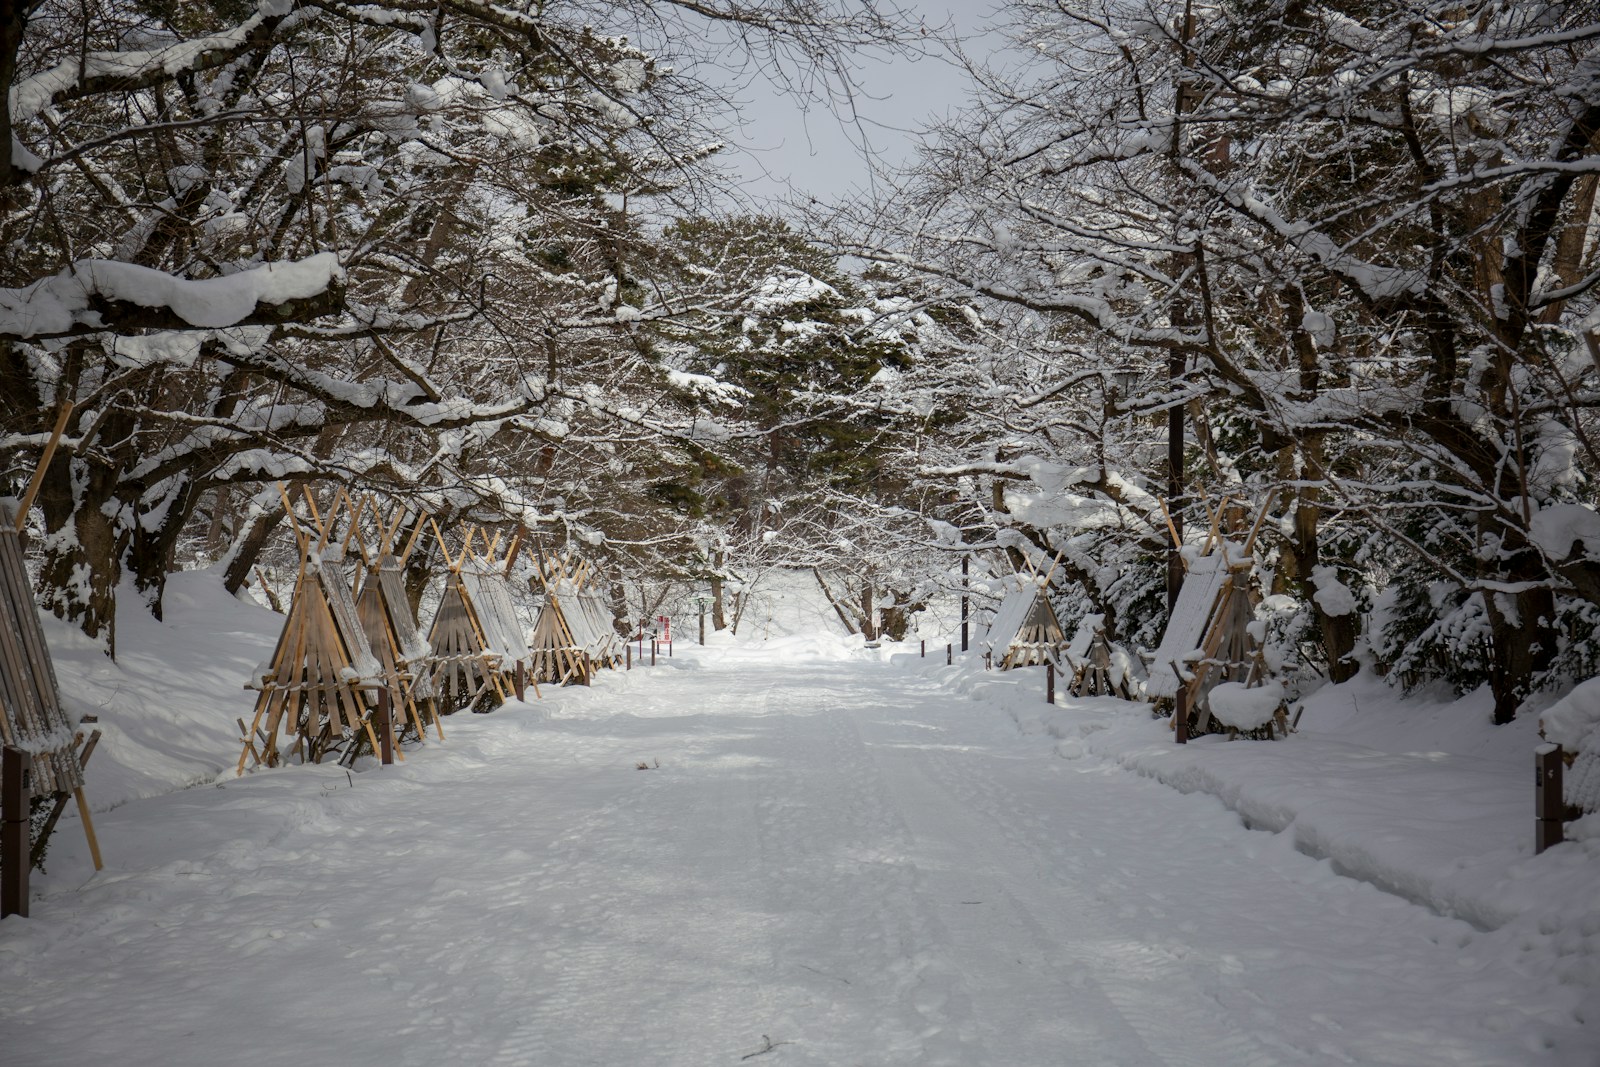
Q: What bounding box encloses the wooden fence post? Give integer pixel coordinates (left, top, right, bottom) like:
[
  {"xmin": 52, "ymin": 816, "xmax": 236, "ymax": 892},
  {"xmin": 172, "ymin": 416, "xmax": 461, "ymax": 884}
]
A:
[
  {"xmin": 920, "ymin": 640, "xmax": 925, "ymax": 658},
  {"xmin": 1047, "ymin": 661, "xmax": 1055, "ymax": 705},
  {"xmin": 1174, "ymin": 687, "xmax": 1189, "ymax": 745},
  {"xmin": 946, "ymin": 643, "xmax": 952, "ymax": 666},
  {"xmin": 377, "ymin": 689, "xmax": 394, "ymax": 766},
  {"xmin": 2, "ymin": 746, "xmax": 30, "ymax": 919},
  {"xmin": 626, "ymin": 644, "xmax": 632, "ymax": 671},
  {"xmin": 1536, "ymin": 745, "xmax": 1566, "ymax": 854},
  {"xmin": 514, "ymin": 662, "xmax": 526, "ymax": 702}
]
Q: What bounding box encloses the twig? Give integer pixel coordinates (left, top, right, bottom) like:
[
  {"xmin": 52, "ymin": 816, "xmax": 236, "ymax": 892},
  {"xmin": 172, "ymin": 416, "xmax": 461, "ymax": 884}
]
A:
[{"xmin": 742, "ymin": 1035, "xmax": 791, "ymax": 1061}]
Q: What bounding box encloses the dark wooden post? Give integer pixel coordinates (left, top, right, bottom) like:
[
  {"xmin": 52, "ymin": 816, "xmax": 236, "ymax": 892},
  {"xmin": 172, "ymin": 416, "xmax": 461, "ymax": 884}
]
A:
[
  {"xmin": 651, "ymin": 640, "xmax": 657, "ymax": 667},
  {"xmin": 984, "ymin": 652, "xmax": 991, "ymax": 671},
  {"xmin": 960, "ymin": 555, "xmax": 970, "ymax": 653},
  {"xmin": 582, "ymin": 653, "xmax": 593, "ymax": 686},
  {"xmin": 920, "ymin": 639, "xmax": 925, "ymax": 658},
  {"xmin": 1174, "ymin": 686, "xmax": 1189, "ymax": 745},
  {"xmin": 377, "ymin": 689, "xmax": 394, "ymax": 766},
  {"xmin": 946, "ymin": 643, "xmax": 952, "ymax": 666},
  {"xmin": 1536, "ymin": 745, "xmax": 1566, "ymax": 854},
  {"xmin": 514, "ymin": 662, "xmax": 526, "ymax": 702},
  {"xmin": 1047, "ymin": 661, "xmax": 1055, "ymax": 705},
  {"xmin": 626, "ymin": 644, "xmax": 632, "ymax": 670},
  {"xmin": 1167, "ymin": 353, "xmax": 1186, "ymax": 614},
  {"xmin": 3, "ymin": 746, "xmax": 32, "ymax": 918}
]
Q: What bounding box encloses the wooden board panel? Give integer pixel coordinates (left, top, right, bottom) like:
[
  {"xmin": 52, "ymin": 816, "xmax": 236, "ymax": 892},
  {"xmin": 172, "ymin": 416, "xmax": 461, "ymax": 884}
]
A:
[{"xmin": 0, "ymin": 525, "xmax": 83, "ymax": 795}]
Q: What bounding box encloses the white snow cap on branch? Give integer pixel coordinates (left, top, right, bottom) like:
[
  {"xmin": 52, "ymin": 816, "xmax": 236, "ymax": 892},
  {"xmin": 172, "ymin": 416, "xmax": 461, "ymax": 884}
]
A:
[
  {"xmin": 1311, "ymin": 565, "xmax": 1357, "ymax": 617},
  {"xmin": 1530, "ymin": 503, "xmax": 1600, "ymax": 561},
  {"xmin": 0, "ymin": 254, "xmax": 344, "ymax": 338}
]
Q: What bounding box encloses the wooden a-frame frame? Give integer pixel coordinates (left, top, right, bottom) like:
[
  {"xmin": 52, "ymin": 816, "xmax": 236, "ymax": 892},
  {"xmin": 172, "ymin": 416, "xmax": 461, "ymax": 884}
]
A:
[
  {"xmin": 426, "ymin": 523, "xmax": 533, "ymax": 710},
  {"xmin": 351, "ymin": 498, "xmax": 444, "ymax": 745},
  {"xmin": 1063, "ymin": 615, "xmax": 1134, "ymax": 699},
  {"xmin": 1145, "ymin": 492, "xmax": 1283, "ymax": 737},
  {"xmin": 527, "ymin": 549, "xmax": 621, "ymax": 685},
  {"xmin": 238, "ymin": 486, "xmax": 385, "ymax": 772},
  {"xmin": 980, "ymin": 553, "xmax": 1067, "ymax": 670},
  {"xmin": 0, "ymin": 401, "xmax": 102, "ymax": 871}
]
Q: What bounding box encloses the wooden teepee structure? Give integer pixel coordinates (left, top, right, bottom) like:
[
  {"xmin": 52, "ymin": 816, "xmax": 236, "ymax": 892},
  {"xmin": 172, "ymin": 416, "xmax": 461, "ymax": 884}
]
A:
[
  {"xmin": 527, "ymin": 550, "xmax": 622, "ymax": 685},
  {"xmin": 351, "ymin": 498, "xmax": 443, "ymax": 745},
  {"xmin": 979, "ymin": 554, "xmax": 1067, "ymax": 669},
  {"xmin": 427, "ymin": 525, "xmax": 534, "ymax": 710},
  {"xmin": 1145, "ymin": 494, "xmax": 1281, "ymax": 738},
  {"xmin": 1, "ymin": 403, "xmax": 102, "ymax": 879},
  {"xmin": 238, "ymin": 486, "xmax": 385, "ymax": 772},
  {"xmin": 1064, "ymin": 614, "xmax": 1135, "ymax": 699}
]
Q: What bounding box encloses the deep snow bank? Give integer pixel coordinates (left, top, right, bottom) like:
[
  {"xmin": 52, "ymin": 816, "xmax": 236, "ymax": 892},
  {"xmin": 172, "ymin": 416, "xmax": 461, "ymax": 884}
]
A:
[{"xmin": 44, "ymin": 569, "xmax": 282, "ymax": 811}]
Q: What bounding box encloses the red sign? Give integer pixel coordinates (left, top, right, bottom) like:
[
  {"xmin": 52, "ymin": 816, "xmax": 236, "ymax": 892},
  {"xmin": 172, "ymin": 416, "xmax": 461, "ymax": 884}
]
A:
[{"xmin": 657, "ymin": 615, "xmax": 671, "ymax": 644}]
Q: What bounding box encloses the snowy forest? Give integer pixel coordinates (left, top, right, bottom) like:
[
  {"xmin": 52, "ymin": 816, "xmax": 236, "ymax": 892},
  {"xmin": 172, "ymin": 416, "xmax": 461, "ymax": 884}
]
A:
[
  {"xmin": 4, "ymin": 0, "xmax": 1599, "ymax": 729},
  {"xmin": 5, "ymin": 2, "xmax": 1600, "ymax": 1063}
]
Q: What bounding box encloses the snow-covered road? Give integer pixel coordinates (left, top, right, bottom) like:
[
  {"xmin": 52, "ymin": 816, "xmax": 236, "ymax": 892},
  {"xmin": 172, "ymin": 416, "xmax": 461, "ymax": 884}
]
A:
[{"xmin": 3, "ymin": 646, "xmax": 1588, "ymax": 1065}]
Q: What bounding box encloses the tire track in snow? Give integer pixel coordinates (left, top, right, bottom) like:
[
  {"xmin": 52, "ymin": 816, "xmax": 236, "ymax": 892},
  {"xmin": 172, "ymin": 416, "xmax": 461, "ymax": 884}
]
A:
[
  {"xmin": 855, "ymin": 697, "xmax": 1288, "ymax": 1067},
  {"xmin": 743, "ymin": 678, "xmax": 965, "ymax": 1063}
]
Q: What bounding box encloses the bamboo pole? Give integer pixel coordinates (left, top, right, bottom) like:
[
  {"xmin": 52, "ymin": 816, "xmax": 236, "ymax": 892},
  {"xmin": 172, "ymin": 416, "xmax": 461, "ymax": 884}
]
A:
[{"xmin": 14, "ymin": 402, "xmax": 74, "ymax": 531}]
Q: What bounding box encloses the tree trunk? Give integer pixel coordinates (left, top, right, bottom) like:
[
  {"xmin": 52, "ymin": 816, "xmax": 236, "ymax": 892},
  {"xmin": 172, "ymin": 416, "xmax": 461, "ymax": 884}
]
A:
[
  {"xmin": 126, "ymin": 476, "xmax": 203, "ymax": 619},
  {"xmin": 710, "ymin": 550, "xmax": 728, "ymax": 631},
  {"xmin": 1275, "ymin": 442, "xmax": 1358, "ymax": 682},
  {"xmin": 1483, "ymin": 521, "xmax": 1556, "ymax": 724},
  {"xmin": 36, "ymin": 453, "xmax": 122, "ymax": 653},
  {"xmin": 859, "ymin": 583, "xmax": 877, "ymax": 641},
  {"xmin": 222, "ymin": 500, "xmax": 287, "ymax": 595}
]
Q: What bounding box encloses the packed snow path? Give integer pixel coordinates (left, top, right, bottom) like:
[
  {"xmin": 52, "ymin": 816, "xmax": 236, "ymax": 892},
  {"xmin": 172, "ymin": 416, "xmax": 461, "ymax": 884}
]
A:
[{"xmin": 4, "ymin": 649, "xmax": 1585, "ymax": 1065}]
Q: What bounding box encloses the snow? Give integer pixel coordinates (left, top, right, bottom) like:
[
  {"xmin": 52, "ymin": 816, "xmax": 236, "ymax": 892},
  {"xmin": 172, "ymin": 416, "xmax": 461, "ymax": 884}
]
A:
[
  {"xmin": 35, "ymin": 569, "xmax": 283, "ymax": 809},
  {"xmin": 4, "ymin": 572, "xmax": 1597, "ymax": 1065},
  {"xmin": 746, "ymin": 270, "xmax": 840, "ymax": 314},
  {"xmin": 0, "ymin": 254, "xmax": 344, "ymax": 338},
  {"xmin": 1542, "ymin": 677, "xmax": 1600, "ymax": 755},
  {"xmin": 1531, "ymin": 502, "xmax": 1600, "ymax": 561},
  {"xmin": 1207, "ymin": 680, "xmax": 1284, "ymax": 731},
  {"xmin": 1310, "ymin": 563, "xmax": 1357, "ymax": 616},
  {"xmin": 8, "ymin": 12, "xmax": 277, "ymax": 124}
]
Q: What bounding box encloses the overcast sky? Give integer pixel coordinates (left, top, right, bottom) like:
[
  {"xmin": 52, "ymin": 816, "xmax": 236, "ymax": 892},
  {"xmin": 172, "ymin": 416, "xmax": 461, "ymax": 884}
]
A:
[{"xmin": 709, "ymin": 2, "xmax": 1002, "ymax": 208}]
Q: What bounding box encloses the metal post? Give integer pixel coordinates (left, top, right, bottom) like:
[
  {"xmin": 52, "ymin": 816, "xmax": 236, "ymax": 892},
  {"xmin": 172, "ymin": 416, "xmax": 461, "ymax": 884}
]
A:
[
  {"xmin": 1047, "ymin": 661, "xmax": 1055, "ymax": 705},
  {"xmin": 377, "ymin": 689, "xmax": 394, "ymax": 765},
  {"xmin": 3, "ymin": 746, "xmax": 32, "ymax": 918},
  {"xmin": 960, "ymin": 555, "xmax": 970, "ymax": 653},
  {"xmin": 651, "ymin": 640, "xmax": 657, "ymax": 667},
  {"xmin": 626, "ymin": 644, "xmax": 632, "ymax": 671},
  {"xmin": 947, "ymin": 643, "xmax": 952, "ymax": 666},
  {"xmin": 699, "ymin": 606, "xmax": 706, "ymax": 645},
  {"xmin": 921, "ymin": 640, "xmax": 925, "ymax": 658},
  {"xmin": 1536, "ymin": 745, "xmax": 1566, "ymax": 853}
]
